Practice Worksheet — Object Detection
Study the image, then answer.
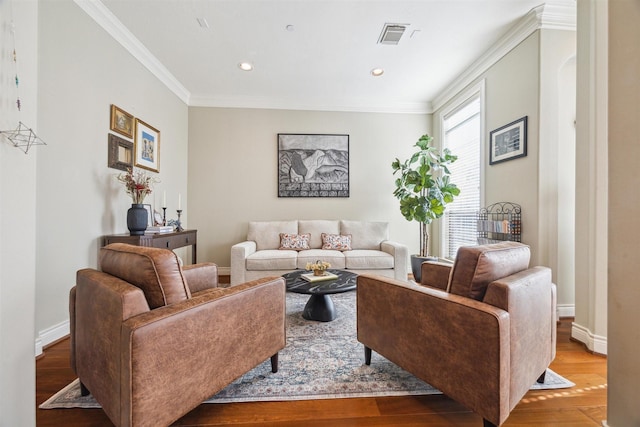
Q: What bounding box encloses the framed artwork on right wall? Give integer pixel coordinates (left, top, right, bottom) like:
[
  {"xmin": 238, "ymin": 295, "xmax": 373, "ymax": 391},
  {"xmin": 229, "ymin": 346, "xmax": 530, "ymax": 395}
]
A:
[{"xmin": 489, "ymin": 116, "xmax": 527, "ymax": 165}]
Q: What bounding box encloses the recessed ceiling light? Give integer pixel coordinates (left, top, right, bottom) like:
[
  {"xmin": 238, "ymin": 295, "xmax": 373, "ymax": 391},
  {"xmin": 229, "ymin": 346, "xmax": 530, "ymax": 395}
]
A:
[
  {"xmin": 371, "ymin": 68, "xmax": 384, "ymax": 77},
  {"xmin": 238, "ymin": 62, "xmax": 254, "ymax": 71}
]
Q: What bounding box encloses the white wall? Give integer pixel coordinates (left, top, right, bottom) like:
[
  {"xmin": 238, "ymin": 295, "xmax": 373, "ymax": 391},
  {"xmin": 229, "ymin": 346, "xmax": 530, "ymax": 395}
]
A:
[
  {"xmin": 34, "ymin": 0, "xmax": 189, "ymax": 345},
  {"xmin": 187, "ymin": 107, "xmax": 429, "ymax": 268},
  {"xmin": 0, "ymin": 1, "xmax": 38, "ymax": 425},
  {"xmin": 608, "ymin": 0, "xmax": 640, "ymax": 424}
]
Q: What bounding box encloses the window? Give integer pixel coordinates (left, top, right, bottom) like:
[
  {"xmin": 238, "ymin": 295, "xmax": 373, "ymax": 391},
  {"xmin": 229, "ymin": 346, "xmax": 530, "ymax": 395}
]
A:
[{"xmin": 442, "ymin": 96, "xmax": 482, "ymax": 259}]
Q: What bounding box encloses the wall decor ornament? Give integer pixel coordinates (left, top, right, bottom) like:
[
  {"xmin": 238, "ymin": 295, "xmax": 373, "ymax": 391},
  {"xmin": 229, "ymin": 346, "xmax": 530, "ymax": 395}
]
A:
[
  {"xmin": 110, "ymin": 104, "xmax": 134, "ymax": 138},
  {"xmin": 107, "ymin": 133, "xmax": 133, "ymax": 171},
  {"xmin": 489, "ymin": 116, "xmax": 528, "ymax": 165},
  {"xmin": 134, "ymin": 118, "xmax": 160, "ymax": 173},
  {"xmin": 277, "ymin": 133, "xmax": 349, "ymax": 198}
]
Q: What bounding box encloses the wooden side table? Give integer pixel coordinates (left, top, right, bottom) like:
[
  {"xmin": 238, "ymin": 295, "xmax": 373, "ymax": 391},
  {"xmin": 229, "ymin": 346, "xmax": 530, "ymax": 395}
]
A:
[{"xmin": 103, "ymin": 229, "xmax": 197, "ymax": 264}]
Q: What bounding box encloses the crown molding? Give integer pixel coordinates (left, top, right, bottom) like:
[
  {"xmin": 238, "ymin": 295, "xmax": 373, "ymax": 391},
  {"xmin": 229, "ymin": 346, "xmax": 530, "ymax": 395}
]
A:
[
  {"xmin": 432, "ymin": 1, "xmax": 576, "ymax": 112},
  {"xmin": 189, "ymin": 94, "xmax": 432, "ymax": 114},
  {"xmin": 74, "ymin": 0, "xmax": 191, "ymax": 105}
]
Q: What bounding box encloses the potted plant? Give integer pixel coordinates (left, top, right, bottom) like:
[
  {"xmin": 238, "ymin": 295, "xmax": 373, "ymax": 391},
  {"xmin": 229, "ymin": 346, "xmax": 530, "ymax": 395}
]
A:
[
  {"xmin": 392, "ymin": 134, "xmax": 460, "ymax": 281},
  {"xmin": 117, "ymin": 167, "xmax": 156, "ymax": 236}
]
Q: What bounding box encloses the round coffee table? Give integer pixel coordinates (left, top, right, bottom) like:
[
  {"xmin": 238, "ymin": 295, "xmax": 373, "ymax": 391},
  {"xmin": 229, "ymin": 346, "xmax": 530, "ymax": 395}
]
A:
[{"xmin": 283, "ymin": 269, "xmax": 357, "ymax": 322}]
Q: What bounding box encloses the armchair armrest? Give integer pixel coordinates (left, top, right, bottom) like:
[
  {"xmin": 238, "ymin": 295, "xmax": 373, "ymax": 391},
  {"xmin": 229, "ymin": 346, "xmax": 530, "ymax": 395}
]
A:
[
  {"xmin": 231, "ymin": 240, "xmax": 257, "ymax": 285},
  {"xmin": 182, "ymin": 262, "xmax": 218, "ymax": 293},
  {"xmin": 380, "ymin": 240, "xmax": 409, "ymax": 281},
  {"xmin": 357, "ymin": 274, "xmax": 510, "ymax": 425},
  {"xmin": 420, "ymin": 260, "xmax": 452, "ymax": 290},
  {"xmin": 120, "ymin": 276, "xmax": 286, "ymax": 426}
]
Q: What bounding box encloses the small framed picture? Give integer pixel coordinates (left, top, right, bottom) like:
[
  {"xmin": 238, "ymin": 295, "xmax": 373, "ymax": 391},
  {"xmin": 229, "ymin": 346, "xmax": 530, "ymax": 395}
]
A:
[
  {"xmin": 110, "ymin": 105, "xmax": 134, "ymax": 138},
  {"xmin": 153, "ymin": 210, "xmax": 164, "ymax": 226},
  {"xmin": 489, "ymin": 116, "xmax": 527, "ymax": 165},
  {"xmin": 142, "ymin": 204, "xmax": 153, "ymax": 227},
  {"xmin": 134, "ymin": 118, "xmax": 160, "ymax": 173},
  {"xmin": 107, "ymin": 133, "xmax": 133, "ymax": 171}
]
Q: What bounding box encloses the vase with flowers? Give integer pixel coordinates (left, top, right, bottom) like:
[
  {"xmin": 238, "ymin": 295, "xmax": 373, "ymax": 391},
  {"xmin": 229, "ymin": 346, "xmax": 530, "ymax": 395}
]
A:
[
  {"xmin": 117, "ymin": 167, "xmax": 156, "ymax": 235},
  {"xmin": 306, "ymin": 260, "xmax": 331, "ymax": 276}
]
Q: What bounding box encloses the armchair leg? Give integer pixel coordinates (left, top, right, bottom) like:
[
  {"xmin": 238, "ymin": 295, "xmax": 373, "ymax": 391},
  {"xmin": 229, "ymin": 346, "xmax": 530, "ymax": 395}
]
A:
[
  {"xmin": 483, "ymin": 419, "xmax": 497, "ymax": 427},
  {"xmin": 270, "ymin": 353, "xmax": 279, "ymax": 373},
  {"xmin": 79, "ymin": 381, "xmax": 90, "ymax": 397},
  {"xmin": 537, "ymin": 370, "xmax": 547, "ymax": 384},
  {"xmin": 364, "ymin": 346, "xmax": 372, "ymax": 365}
]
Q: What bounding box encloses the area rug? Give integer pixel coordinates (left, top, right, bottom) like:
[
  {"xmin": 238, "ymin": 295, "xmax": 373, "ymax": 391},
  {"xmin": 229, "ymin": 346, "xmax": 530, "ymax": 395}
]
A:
[{"xmin": 40, "ymin": 291, "xmax": 573, "ymax": 409}]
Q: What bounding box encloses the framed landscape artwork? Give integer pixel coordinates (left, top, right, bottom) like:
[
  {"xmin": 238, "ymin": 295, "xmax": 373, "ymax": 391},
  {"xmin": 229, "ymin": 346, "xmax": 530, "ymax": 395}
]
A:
[
  {"xmin": 110, "ymin": 104, "xmax": 134, "ymax": 138},
  {"xmin": 278, "ymin": 134, "xmax": 349, "ymax": 198},
  {"xmin": 134, "ymin": 118, "xmax": 160, "ymax": 173},
  {"xmin": 489, "ymin": 116, "xmax": 528, "ymax": 165}
]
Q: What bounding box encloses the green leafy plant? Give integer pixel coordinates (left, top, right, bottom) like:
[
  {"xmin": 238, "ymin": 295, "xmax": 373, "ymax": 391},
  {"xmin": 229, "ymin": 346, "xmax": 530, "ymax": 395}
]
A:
[{"xmin": 392, "ymin": 134, "xmax": 460, "ymax": 257}]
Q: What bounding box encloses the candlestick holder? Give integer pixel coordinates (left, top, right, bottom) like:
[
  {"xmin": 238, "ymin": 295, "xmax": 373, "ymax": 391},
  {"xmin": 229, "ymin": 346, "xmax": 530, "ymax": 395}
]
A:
[
  {"xmin": 176, "ymin": 209, "xmax": 184, "ymax": 232},
  {"xmin": 162, "ymin": 207, "xmax": 167, "ymax": 226}
]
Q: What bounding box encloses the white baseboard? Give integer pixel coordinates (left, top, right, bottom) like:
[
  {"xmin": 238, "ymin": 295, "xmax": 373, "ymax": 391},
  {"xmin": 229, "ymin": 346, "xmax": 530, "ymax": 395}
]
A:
[
  {"xmin": 36, "ymin": 319, "xmax": 70, "ymax": 357},
  {"xmin": 557, "ymin": 303, "xmax": 575, "ymax": 318},
  {"xmin": 218, "ymin": 266, "xmax": 230, "ymax": 276},
  {"xmin": 571, "ymin": 322, "xmax": 608, "ymax": 355}
]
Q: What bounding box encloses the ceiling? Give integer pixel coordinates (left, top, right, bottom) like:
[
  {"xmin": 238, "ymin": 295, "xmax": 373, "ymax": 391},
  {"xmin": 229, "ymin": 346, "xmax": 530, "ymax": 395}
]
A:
[{"xmin": 88, "ymin": 0, "xmax": 574, "ymax": 113}]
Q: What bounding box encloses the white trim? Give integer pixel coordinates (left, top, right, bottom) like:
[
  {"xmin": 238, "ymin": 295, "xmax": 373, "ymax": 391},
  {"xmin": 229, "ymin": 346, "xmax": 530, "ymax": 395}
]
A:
[
  {"xmin": 557, "ymin": 303, "xmax": 575, "ymax": 318},
  {"xmin": 571, "ymin": 321, "xmax": 607, "ymax": 355},
  {"xmin": 432, "ymin": 2, "xmax": 576, "ymax": 112},
  {"xmin": 73, "ymin": 0, "xmax": 190, "ymax": 105},
  {"xmin": 35, "ymin": 319, "xmax": 70, "ymax": 357},
  {"xmin": 189, "ymin": 94, "xmax": 432, "ymax": 114},
  {"xmin": 217, "ymin": 266, "xmax": 231, "ymax": 276}
]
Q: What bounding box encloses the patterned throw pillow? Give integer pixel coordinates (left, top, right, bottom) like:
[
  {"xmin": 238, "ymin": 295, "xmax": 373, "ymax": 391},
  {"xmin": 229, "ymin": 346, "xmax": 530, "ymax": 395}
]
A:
[
  {"xmin": 321, "ymin": 233, "xmax": 352, "ymax": 251},
  {"xmin": 279, "ymin": 233, "xmax": 311, "ymax": 251}
]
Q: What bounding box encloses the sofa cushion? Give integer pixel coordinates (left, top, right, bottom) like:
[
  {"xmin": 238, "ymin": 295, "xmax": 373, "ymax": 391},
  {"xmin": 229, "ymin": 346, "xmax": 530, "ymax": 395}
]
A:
[
  {"xmin": 246, "ymin": 249, "xmax": 298, "ymax": 271},
  {"xmin": 321, "ymin": 233, "xmax": 352, "ymax": 251},
  {"xmin": 248, "ymin": 220, "xmax": 298, "ymax": 250},
  {"xmin": 299, "ymin": 220, "xmax": 340, "ymax": 249},
  {"xmin": 448, "ymin": 242, "xmax": 531, "ymax": 301},
  {"xmin": 297, "ymin": 249, "xmax": 346, "ymax": 269},
  {"xmin": 99, "ymin": 243, "xmax": 190, "ymax": 309},
  {"xmin": 340, "ymin": 220, "xmax": 388, "ymax": 250},
  {"xmin": 344, "ymin": 250, "xmax": 394, "ymax": 269},
  {"xmin": 279, "ymin": 233, "xmax": 311, "ymax": 251}
]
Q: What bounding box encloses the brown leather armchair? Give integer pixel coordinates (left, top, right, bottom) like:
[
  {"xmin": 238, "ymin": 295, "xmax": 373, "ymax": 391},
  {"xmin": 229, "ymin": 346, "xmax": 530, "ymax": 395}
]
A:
[
  {"xmin": 357, "ymin": 242, "xmax": 556, "ymax": 427},
  {"xmin": 69, "ymin": 243, "xmax": 286, "ymax": 427}
]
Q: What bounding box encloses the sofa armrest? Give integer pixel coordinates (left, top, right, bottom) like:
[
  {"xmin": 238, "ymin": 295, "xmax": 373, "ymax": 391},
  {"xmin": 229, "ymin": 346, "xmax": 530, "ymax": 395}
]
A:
[
  {"xmin": 231, "ymin": 241, "xmax": 257, "ymax": 285},
  {"xmin": 420, "ymin": 260, "xmax": 452, "ymax": 290},
  {"xmin": 356, "ymin": 274, "xmax": 510, "ymax": 425},
  {"xmin": 120, "ymin": 276, "xmax": 286, "ymax": 426},
  {"xmin": 380, "ymin": 240, "xmax": 409, "ymax": 281},
  {"xmin": 182, "ymin": 262, "xmax": 218, "ymax": 293}
]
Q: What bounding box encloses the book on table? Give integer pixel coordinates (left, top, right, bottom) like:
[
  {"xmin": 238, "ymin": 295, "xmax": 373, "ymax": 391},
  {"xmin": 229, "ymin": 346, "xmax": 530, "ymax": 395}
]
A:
[
  {"xmin": 301, "ymin": 272, "xmax": 339, "ymax": 282},
  {"xmin": 145, "ymin": 226, "xmax": 174, "ymax": 234}
]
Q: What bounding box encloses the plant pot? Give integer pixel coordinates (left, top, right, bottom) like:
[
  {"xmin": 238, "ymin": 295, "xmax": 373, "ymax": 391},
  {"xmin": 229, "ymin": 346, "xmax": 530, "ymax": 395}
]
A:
[
  {"xmin": 410, "ymin": 254, "xmax": 438, "ymax": 283},
  {"xmin": 127, "ymin": 203, "xmax": 148, "ymax": 236},
  {"xmin": 313, "ymin": 269, "xmax": 325, "ymax": 276}
]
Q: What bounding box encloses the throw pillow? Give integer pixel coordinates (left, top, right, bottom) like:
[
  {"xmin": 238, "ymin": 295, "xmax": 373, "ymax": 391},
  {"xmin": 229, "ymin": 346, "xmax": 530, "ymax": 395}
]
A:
[
  {"xmin": 321, "ymin": 233, "xmax": 352, "ymax": 251},
  {"xmin": 279, "ymin": 233, "xmax": 311, "ymax": 251}
]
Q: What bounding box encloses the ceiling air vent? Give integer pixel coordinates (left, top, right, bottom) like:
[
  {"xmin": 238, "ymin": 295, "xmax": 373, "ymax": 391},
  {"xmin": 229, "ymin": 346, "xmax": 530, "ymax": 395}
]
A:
[{"xmin": 378, "ymin": 23, "xmax": 408, "ymax": 45}]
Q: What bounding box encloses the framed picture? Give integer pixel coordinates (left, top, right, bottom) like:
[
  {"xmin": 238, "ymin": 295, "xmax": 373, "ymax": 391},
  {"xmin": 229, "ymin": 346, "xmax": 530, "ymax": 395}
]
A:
[
  {"xmin": 107, "ymin": 133, "xmax": 133, "ymax": 171},
  {"xmin": 143, "ymin": 204, "xmax": 153, "ymax": 227},
  {"xmin": 134, "ymin": 119, "xmax": 160, "ymax": 173},
  {"xmin": 277, "ymin": 133, "xmax": 349, "ymax": 197},
  {"xmin": 110, "ymin": 105, "xmax": 134, "ymax": 138},
  {"xmin": 489, "ymin": 116, "xmax": 527, "ymax": 165}
]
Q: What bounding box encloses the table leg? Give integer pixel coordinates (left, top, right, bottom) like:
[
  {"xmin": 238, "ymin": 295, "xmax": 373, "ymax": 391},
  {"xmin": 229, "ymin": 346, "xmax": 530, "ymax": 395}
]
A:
[{"xmin": 302, "ymin": 294, "xmax": 336, "ymax": 322}]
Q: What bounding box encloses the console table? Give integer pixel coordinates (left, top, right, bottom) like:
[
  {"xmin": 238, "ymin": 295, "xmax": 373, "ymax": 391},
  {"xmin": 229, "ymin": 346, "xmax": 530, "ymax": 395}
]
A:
[{"xmin": 103, "ymin": 229, "xmax": 197, "ymax": 264}]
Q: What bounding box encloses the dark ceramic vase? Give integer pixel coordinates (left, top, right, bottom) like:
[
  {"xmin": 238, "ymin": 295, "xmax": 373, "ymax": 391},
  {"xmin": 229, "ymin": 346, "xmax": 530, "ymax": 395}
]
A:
[{"xmin": 127, "ymin": 203, "xmax": 148, "ymax": 236}]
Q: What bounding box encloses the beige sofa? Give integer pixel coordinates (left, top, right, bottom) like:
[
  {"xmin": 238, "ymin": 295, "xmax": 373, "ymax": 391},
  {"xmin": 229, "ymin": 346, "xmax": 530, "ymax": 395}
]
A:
[{"xmin": 231, "ymin": 220, "xmax": 408, "ymax": 285}]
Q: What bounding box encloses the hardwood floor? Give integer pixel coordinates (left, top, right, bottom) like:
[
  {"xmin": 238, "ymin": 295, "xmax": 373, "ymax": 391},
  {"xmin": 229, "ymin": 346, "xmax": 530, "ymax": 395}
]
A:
[{"xmin": 36, "ymin": 318, "xmax": 607, "ymax": 426}]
